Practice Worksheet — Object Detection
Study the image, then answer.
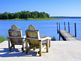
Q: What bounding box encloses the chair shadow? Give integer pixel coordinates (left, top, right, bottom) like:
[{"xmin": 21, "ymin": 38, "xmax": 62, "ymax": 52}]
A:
[{"xmin": 0, "ymin": 48, "xmax": 38, "ymax": 57}]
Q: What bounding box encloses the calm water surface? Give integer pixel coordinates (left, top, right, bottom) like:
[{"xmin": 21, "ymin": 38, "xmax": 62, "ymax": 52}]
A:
[{"xmin": 0, "ymin": 18, "xmax": 81, "ymax": 40}]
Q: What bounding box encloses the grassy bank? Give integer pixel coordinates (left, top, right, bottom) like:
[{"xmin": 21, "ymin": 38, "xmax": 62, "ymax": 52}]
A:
[
  {"xmin": 14, "ymin": 18, "xmax": 58, "ymax": 20},
  {"xmin": 27, "ymin": 18, "xmax": 55, "ymax": 20},
  {"xmin": 0, "ymin": 18, "xmax": 61, "ymax": 20},
  {"xmin": 0, "ymin": 36, "xmax": 6, "ymax": 43}
]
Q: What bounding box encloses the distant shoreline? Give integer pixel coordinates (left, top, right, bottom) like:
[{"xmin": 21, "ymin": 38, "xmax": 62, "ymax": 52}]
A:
[
  {"xmin": 0, "ymin": 18, "xmax": 60, "ymax": 20},
  {"xmin": 0, "ymin": 17, "xmax": 81, "ymax": 20},
  {"xmin": 52, "ymin": 17, "xmax": 81, "ymax": 19}
]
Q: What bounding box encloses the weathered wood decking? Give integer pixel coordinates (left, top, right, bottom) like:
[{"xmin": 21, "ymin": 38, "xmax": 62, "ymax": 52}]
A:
[
  {"xmin": 0, "ymin": 41, "xmax": 81, "ymax": 61},
  {"xmin": 59, "ymin": 30, "xmax": 78, "ymax": 41}
]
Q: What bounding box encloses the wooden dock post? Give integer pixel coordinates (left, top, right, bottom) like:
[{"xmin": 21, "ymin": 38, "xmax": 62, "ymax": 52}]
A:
[
  {"xmin": 68, "ymin": 22, "xmax": 70, "ymax": 33},
  {"xmin": 64, "ymin": 22, "xmax": 66, "ymax": 31},
  {"xmin": 58, "ymin": 23, "xmax": 60, "ymax": 40},
  {"xmin": 57, "ymin": 22, "xmax": 58, "ymax": 33},
  {"xmin": 74, "ymin": 23, "xmax": 77, "ymax": 37}
]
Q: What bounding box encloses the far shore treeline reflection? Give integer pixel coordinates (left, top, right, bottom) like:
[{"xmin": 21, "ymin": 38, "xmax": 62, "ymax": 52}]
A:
[{"xmin": 0, "ymin": 11, "xmax": 49, "ymax": 19}]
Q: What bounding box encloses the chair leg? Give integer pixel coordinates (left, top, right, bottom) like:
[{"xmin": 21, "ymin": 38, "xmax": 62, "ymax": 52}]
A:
[
  {"xmin": 25, "ymin": 41, "xmax": 30, "ymax": 54},
  {"xmin": 38, "ymin": 50, "xmax": 41, "ymax": 56},
  {"xmin": 39, "ymin": 42, "xmax": 42, "ymax": 56},
  {"xmin": 12, "ymin": 44, "xmax": 15, "ymax": 49},
  {"xmin": 8, "ymin": 40, "xmax": 11, "ymax": 51},
  {"xmin": 22, "ymin": 44, "xmax": 24, "ymax": 52},
  {"xmin": 26, "ymin": 48, "xmax": 30, "ymax": 54},
  {"xmin": 46, "ymin": 41, "xmax": 49, "ymax": 53},
  {"xmin": 49, "ymin": 39, "xmax": 51, "ymax": 47}
]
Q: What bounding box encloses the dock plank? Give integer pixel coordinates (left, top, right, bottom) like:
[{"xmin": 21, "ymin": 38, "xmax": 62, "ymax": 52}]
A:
[
  {"xmin": 59, "ymin": 30, "xmax": 78, "ymax": 41},
  {"xmin": 0, "ymin": 41, "xmax": 81, "ymax": 61}
]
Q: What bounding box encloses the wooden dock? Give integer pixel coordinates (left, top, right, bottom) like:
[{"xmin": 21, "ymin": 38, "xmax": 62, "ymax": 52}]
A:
[
  {"xmin": 58, "ymin": 30, "xmax": 78, "ymax": 41},
  {"xmin": 1, "ymin": 41, "xmax": 81, "ymax": 61}
]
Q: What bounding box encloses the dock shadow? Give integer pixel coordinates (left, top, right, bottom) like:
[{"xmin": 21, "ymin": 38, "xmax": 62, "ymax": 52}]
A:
[{"xmin": 0, "ymin": 48, "xmax": 38, "ymax": 57}]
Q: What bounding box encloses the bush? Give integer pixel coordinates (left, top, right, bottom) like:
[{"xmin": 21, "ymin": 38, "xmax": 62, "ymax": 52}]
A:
[{"xmin": 0, "ymin": 36, "xmax": 6, "ymax": 43}]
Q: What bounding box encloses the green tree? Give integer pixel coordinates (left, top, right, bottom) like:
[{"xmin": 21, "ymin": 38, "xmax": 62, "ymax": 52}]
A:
[
  {"xmin": 14, "ymin": 12, "xmax": 21, "ymax": 18},
  {"xmin": 0, "ymin": 12, "xmax": 9, "ymax": 19},
  {"xmin": 31, "ymin": 11, "xmax": 39, "ymax": 18},
  {"xmin": 8, "ymin": 13, "xmax": 14, "ymax": 19},
  {"xmin": 0, "ymin": 11, "xmax": 50, "ymax": 19}
]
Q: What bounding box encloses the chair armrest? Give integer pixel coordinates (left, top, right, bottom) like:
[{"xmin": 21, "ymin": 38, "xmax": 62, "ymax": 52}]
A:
[
  {"xmin": 8, "ymin": 37, "xmax": 24, "ymax": 39},
  {"xmin": 25, "ymin": 38, "xmax": 41, "ymax": 41},
  {"xmin": 40, "ymin": 37, "xmax": 51, "ymax": 44}
]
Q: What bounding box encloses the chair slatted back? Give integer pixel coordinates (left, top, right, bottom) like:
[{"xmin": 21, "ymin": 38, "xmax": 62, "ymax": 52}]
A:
[
  {"xmin": 8, "ymin": 25, "xmax": 23, "ymax": 45},
  {"xmin": 26, "ymin": 25, "xmax": 40, "ymax": 46}
]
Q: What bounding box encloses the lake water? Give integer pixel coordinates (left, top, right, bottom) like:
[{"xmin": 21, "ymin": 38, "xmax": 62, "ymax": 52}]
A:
[{"xmin": 0, "ymin": 18, "xmax": 81, "ymax": 40}]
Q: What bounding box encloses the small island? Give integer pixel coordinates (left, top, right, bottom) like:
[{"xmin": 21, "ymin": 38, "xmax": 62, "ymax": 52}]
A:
[{"xmin": 0, "ymin": 11, "xmax": 54, "ymax": 20}]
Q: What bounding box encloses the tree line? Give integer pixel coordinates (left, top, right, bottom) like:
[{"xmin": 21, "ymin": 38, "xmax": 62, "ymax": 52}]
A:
[{"xmin": 0, "ymin": 11, "xmax": 49, "ymax": 19}]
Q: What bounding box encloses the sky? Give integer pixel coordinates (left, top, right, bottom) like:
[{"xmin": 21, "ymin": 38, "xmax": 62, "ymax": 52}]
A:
[{"xmin": 0, "ymin": 0, "xmax": 81, "ymax": 16}]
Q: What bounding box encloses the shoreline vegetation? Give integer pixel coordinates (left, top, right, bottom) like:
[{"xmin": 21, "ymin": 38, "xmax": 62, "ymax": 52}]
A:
[
  {"xmin": 0, "ymin": 36, "xmax": 6, "ymax": 43},
  {"xmin": 0, "ymin": 18, "xmax": 60, "ymax": 20},
  {"xmin": 0, "ymin": 11, "xmax": 50, "ymax": 20},
  {"xmin": 15, "ymin": 18, "xmax": 55, "ymax": 20},
  {"xmin": 0, "ymin": 11, "xmax": 81, "ymax": 20}
]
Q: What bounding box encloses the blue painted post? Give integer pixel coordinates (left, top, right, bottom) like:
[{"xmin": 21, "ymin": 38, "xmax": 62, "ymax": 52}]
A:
[
  {"xmin": 57, "ymin": 22, "xmax": 58, "ymax": 33},
  {"xmin": 58, "ymin": 23, "xmax": 60, "ymax": 40},
  {"xmin": 68, "ymin": 22, "xmax": 70, "ymax": 33},
  {"xmin": 64, "ymin": 22, "xmax": 66, "ymax": 31},
  {"xmin": 74, "ymin": 23, "xmax": 77, "ymax": 37}
]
